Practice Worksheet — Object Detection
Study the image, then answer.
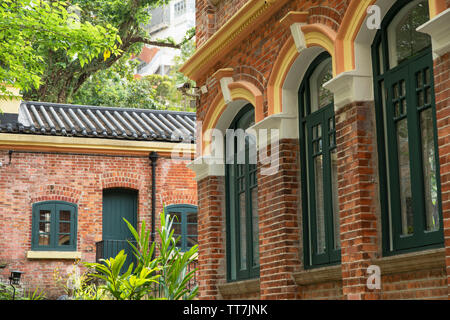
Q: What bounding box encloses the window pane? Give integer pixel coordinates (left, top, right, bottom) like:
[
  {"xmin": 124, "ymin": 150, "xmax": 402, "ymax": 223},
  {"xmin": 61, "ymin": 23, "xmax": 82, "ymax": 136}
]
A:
[
  {"xmin": 251, "ymin": 187, "xmax": 259, "ymax": 266},
  {"xmin": 186, "ymin": 211, "xmax": 197, "ymax": 223},
  {"xmin": 187, "ymin": 235, "xmax": 198, "ymax": 247},
  {"xmin": 314, "ymin": 154, "xmax": 326, "ymax": 253},
  {"xmin": 330, "ymin": 149, "xmax": 340, "ymax": 249},
  {"xmin": 39, "ymin": 222, "xmax": 50, "ymax": 233},
  {"xmin": 239, "ymin": 192, "xmax": 247, "ymax": 270},
  {"xmin": 378, "ymin": 42, "xmax": 384, "ymax": 75},
  {"xmin": 396, "ymin": 118, "xmax": 414, "ymax": 235},
  {"xmin": 420, "ymin": 108, "xmax": 439, "ymax": 231},
  {"xmin": 172, "ymin": 222, "xmax": 182, "ymax": 235},
  {"xmin": 387, "ymin": 0, "xmax": 430, "ymax": 69},
  {"xmin": 59, "ymin": 210, "xmax": 70, "ymax": 222},
  {"xmin": 40, "ymin": 210, "xmax": 51, "ymax": 222},
  {"xmin": 39, "ymin": 234, "xmax": 50, "ymax": 246},
  {"xmin": 187, "ymin": 223, "xmax": 197, "ymax": 235},
  {"xmin": 169, "ymin": 212, "xmax": 182, "ymax": 223},
  {"xmin": 59, "ymin": 222, "xmax": 70, "ymax": 233},
  {"xmin": 309, "ymin": 58, "xmax": 333, "ymax": 112},
  {"xmin": 58, "ymin": 234, "xmax": 70, "ymax": 246}
]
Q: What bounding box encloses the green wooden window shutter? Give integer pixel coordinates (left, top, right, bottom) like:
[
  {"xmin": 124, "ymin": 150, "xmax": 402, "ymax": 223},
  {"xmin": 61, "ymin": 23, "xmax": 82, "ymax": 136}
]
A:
[
  {"xmin": 165, "ymin": 204, "xmax": 198, "ymax": 252},
  {"xmin": 31, "ymin": 201, "xmax": 78, "ymax": 251}
]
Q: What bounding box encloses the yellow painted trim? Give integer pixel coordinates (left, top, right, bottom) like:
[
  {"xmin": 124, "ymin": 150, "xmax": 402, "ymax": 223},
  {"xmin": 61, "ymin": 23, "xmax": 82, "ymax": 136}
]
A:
[
  {"xmin": 344, "ymin": 0, "xmax": 371, "ymax": 72},
  {"xmin": 428, "ymin": 0, "xmax": 446, "ymax": 18},
  {"xmin": 202, "ymin": 96, "xmax": 226, "ymax": 156},
  {"xmin": 270, "ymin": 43, "xmax": 298, "ymax": 115},
  {"xmin": 304, "ymin": 31, "xmax": 337, "ymax": 76},
  {"xmin": 230, "ymin": 88, "xmax": 256, "ymax": 107},
  {"xmin": 27, "ymin": 251, "xmax": 82, "ymax": 260},
  {"xmin": 0, "ymin": 133, "xmax": 195, "ymax": 155}
]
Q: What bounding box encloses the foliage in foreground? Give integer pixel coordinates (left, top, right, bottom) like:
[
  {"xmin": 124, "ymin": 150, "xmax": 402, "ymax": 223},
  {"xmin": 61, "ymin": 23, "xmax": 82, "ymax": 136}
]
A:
[
  {"xmin": 69, "ymin": 210, "xmax": 198, "ymax": 300},
  {"xmin": 0, "ymin": 282, "xmax": 46, "ymax": 300}
]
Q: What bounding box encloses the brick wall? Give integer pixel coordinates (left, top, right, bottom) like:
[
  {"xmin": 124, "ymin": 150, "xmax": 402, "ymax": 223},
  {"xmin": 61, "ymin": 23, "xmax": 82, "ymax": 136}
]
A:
[
  {"xmin": 192, "ymin": 0, "xmax": 450, "ymax": 300},
  {"xmin": 334, "ymin": 101, "xmax": 379, "ymax": 300},
  {"xmin": 297, "ymin": 281, "xmax": 343, "ymax": 300},
  {"xmin": 0, "ymin": 150, "xmax": 197, "ymax": 298},
  {"xmin": 258, "ymin": 139, "xmax": 302, "ymax": 299},
  {"xmin": 434, "ymin": 52, "xmax": 450, "ymax": 298},
  {"xmin": 197, "ymin": 176, "xmax": 226, "ymax": 299}
]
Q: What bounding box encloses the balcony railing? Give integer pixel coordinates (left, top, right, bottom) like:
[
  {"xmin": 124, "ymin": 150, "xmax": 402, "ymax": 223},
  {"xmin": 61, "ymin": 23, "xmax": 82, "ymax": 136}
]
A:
[{"xmin": 95, "ymin": 239, "xmax": 137, "ymax": 271}]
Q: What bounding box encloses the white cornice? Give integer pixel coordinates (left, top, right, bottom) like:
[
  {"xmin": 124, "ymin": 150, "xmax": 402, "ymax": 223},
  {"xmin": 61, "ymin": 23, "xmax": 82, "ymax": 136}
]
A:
[
  {"xmin": 417, "ymin": 8, "xmax": 450, "ymax": 58},
  {"xmin": 323, "ymin": 71, "xmax": 373, "ymax": 110},
  {"xmin": 187, "ymin": 155, "xmax": 225, "ymax": 181}
]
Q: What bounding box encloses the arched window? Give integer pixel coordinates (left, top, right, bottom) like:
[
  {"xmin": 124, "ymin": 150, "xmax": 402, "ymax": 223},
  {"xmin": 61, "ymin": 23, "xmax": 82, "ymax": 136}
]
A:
[
  {"xmin": 225, "ymin": 104, "xmax": 259, "ymax": 281},
  {"xmin": 165, "ymin": 204, "xmax": 198, "ymax": 251},
  {"xmin": 31, "ymin": 201, "xmax": 78, "ymax": 251},
  {"xmin": 372, "ymin": 0, "xmax": 443, "ymax": 254},
  {"xmin": 299, "ymin": 52, "xmax": 340, "ymax": 268}
]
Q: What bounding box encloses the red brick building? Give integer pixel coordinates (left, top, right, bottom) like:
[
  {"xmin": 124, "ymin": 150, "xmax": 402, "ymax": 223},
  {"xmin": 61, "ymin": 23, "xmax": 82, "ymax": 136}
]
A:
[
  {"xmin": 182, "ymin": 0, "xmax": 450, "ymax": 299},
  {"xmin": 0, "ymin": 100, "xmax": 197, "ymax": 298}
]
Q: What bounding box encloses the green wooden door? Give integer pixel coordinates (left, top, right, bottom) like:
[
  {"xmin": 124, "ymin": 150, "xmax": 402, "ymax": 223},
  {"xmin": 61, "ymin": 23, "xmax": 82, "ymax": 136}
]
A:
[{"xmin": 102, "ymin": 188, "xmax": 138, "ymax": 270}]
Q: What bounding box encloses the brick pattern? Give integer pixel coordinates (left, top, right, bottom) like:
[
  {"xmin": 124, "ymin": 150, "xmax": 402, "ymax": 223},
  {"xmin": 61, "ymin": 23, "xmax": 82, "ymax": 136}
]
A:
[
  {"xmin": 0, "ymin": 150, "xmax": 197, "ymax": 298},
  {"xmin": 194, "ymin": 0, "xmax": 450, "ymax": 301},
  {"xmin": 196, "ymin": 176, "xmax": 226, "ymax": 299},
  {"xmin": 381, "ymin": 268, "xmax": 448, "ymax": 299},
  {"xmin": 297, "ymin": 281, "xmax": 343, "ymax": 300},
  {"xmin": 335, "ymin": 101, "xmax": 379, "ymax": 300},
  {"xmin": 258, "ymin": 139, "xmax": 302, "ymax": 299},
  {"xmin": 434, "ymin": 52, "xmax": 450, "ymax": 298}
]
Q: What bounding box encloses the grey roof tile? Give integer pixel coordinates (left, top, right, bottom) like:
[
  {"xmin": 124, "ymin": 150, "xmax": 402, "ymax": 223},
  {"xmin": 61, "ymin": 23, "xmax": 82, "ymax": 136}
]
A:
[{"xmin": 0, "ymin": 101, "xmax": 196, "ymax": 143}]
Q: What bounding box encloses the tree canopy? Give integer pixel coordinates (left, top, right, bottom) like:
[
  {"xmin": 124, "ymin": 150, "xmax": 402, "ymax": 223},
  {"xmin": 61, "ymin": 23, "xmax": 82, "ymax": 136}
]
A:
[{"xmin": 0, "ymin": 0, "xmax": 194, "ymax": 103}]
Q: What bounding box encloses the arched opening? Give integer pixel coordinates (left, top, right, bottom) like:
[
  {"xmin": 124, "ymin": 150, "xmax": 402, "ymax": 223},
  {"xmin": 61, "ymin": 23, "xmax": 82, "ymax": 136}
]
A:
[
  {"xmin": 372, "ymin": 0, "xmax": 443, "ymax": 254},
  {"xmin": 298, "ymin": 52, "xmax": 341, "ymax": 268}
]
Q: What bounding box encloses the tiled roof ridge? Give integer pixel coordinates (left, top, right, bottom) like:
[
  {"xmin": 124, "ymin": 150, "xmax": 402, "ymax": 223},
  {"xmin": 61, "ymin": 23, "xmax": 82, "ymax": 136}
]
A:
[
  {"xmin": 22, "ymin": 101, "xmax": 196, "ymax": 116},
  {"xmin": 0, "ymin": 101, "xmax": 196, "ymax": 143}
]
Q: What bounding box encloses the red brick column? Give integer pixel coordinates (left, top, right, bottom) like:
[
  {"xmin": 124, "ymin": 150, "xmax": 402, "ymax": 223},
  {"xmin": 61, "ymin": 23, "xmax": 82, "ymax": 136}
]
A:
[
  {"xmin": 197, "ymin": 176, "xmax": 226, "ymax": 299},
  {"xmin": 258, "ymin": 139, "xmax": 302, "ymax": 299},
  {"xmin": 434, "ymin": 52, "xmax": 450, "ymax": 298},
  {"xmin": 335, "ymin": 102, "xmax": 380, "ymax": 300}
]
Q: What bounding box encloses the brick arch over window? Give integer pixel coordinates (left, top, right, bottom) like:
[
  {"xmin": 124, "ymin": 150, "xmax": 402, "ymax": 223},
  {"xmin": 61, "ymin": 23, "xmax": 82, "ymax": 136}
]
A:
[
  {"xmin": 100, "ymin": 172, "xmax": 144, "ymax": 191},
  {"xmin": 335, "ymin": 0, "xmax": 446, "ymax": 75},
  {"xmin": 267, "ymin": 22, "xmax": 336, "ymax": 116},
  {"xmin": 158, "ymin": 189, "xmax": 197, "ymax": 208},
  {"xmin": 201, "ymin": 78, "xmax": 262, "ymax": 156},
  {"xmin": 30, "ymin": 185, "xmax": 82, "ymax": 205}
]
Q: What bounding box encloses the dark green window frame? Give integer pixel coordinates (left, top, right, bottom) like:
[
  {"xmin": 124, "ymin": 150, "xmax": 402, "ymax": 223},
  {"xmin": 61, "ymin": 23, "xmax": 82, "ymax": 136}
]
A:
[
  {"xmin": 31, "ymin": 201, "xmax": 78, "ymax": 251},
  {"xmin": 372, "ymin": 0, "xmax": 444, "ymax": 256},
  {"xmin": 165, "ymin": 204, "xmax": 198, "ymax": 252},
  {"xmin": 225, "ymin": 104, "xmax": 260, "ymax": 282},
  {"xmin": 298, "ymin": 51, "xmax": 341, "ymax": 269}
]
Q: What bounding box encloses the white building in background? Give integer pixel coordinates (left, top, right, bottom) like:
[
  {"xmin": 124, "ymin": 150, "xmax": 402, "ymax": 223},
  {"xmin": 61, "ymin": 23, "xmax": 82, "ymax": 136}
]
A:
[{"xmin": 134, "ymin": 0, "xmax": 195, "ymax": 77}]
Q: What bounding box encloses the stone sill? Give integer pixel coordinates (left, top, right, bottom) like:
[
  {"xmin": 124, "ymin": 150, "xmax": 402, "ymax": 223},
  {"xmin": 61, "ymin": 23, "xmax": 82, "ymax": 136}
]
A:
[
  {"xmin": 218, "ymin": 278, "xmax": 260, "ymax": 297},
  {"xmin": 27, "ymin": 251, "xmax": 82, "ymax": 260},
  {"xmin": 293, "ymin": 265, "xmax": 342, "ymax": 286},
  {"xmin": 371, "ymin": 248, "xmax": 445, "ymax": 275}
]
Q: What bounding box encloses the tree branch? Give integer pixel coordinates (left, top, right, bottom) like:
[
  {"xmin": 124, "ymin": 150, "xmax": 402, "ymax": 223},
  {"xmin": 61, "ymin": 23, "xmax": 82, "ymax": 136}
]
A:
[{"xmin": 129, "ymin": 36, "xmax": 181, "ymax": 49}]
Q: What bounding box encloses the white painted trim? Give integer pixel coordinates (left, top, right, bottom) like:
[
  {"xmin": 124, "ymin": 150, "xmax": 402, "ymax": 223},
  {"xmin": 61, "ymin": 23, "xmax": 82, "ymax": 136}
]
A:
[
  {"xmin": 290, "ymin": 23, "xmax": 307, "ymax": 52},
  {"xmin": 323, "ymin": 71, "xmax": 374, "ymax": 111},
  {"xmin": 417, "ymin": 8, "xmax": 450, "ymax": 58},
  {"xmin": 220, "ymin": 77, "xmax": 234, "ymax": 104},
  {"xmin": 246, "ymin": 112, "xmax": 298, "ymax": 144},
  {"xmin": 187, "ymin": 155, "xmax": 225, "ymax": 181}
]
